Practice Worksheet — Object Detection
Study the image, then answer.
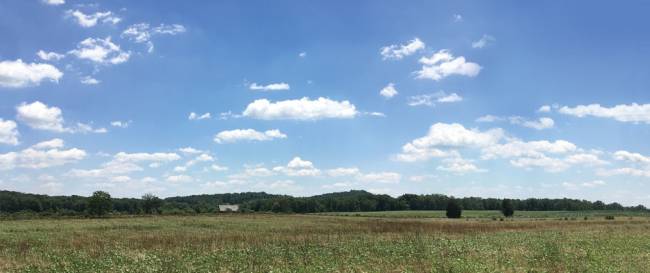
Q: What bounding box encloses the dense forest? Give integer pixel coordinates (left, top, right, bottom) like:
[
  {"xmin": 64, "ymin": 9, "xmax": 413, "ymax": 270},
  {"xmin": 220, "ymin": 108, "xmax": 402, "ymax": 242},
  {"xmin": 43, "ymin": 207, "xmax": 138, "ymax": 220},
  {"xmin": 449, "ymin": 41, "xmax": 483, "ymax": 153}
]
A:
[{"xmin": 1, "ymin": 190, "xmax": 647, "ymax": 217}]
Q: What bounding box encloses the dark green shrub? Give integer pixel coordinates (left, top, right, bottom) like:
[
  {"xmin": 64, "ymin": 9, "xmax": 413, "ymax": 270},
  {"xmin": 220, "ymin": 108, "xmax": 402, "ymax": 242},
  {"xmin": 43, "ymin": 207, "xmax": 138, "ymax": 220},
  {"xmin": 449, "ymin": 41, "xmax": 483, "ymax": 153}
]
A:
[
  {"xmin": 445, "ymin": 199, "xmax": 462, "ymax": 219},
  {"xmin": 501, "ymin": 199, "xmax": 514, "ymax": 217}
]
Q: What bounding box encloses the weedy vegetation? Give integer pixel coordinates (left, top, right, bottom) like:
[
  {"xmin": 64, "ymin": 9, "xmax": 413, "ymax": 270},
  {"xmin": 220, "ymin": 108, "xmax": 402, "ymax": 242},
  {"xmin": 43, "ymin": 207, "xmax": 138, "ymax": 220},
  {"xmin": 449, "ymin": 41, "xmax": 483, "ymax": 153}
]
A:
[{"xmin": 1, "ymin": 212, "xmax": 650, "ymax": 272}]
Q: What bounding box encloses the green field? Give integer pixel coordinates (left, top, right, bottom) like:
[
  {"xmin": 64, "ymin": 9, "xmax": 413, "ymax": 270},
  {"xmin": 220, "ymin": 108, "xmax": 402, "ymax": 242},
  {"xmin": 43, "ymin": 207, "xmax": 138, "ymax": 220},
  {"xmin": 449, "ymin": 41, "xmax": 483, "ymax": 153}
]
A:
[
  {"xmin": 1, "ymin": 213, "xmax": 650, "ymax": 272},
  {"xmin": 314, "ymin": 210, "xmax": 650, "ymax": 219}
]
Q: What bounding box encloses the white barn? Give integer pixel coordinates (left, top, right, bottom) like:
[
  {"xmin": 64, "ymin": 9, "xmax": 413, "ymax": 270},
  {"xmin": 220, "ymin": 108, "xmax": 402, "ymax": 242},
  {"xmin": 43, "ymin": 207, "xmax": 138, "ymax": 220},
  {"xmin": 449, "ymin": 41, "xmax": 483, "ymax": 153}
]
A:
[{"xmin": 218, "ymin": 204, "xmax": 239, "ymax": 212}]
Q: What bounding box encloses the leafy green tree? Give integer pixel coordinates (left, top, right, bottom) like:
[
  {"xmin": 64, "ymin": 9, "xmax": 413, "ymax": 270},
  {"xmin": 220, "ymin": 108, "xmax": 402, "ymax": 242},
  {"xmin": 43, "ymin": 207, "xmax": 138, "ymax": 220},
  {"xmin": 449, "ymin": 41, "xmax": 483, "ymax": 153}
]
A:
[
  {"xmin": 501, "ymin": 199, "xmax": 514, "ymax": 217},
  {"xmin": 87, "ymin": 191, "xmax": 112, "ymax": 217},
  {"xmin": 446, "ymin": 199, "xmax": 462, "ymax": 218},
  {"xmin": 142, "ymin": 193, "xmax": 163, "ymax": 214}
]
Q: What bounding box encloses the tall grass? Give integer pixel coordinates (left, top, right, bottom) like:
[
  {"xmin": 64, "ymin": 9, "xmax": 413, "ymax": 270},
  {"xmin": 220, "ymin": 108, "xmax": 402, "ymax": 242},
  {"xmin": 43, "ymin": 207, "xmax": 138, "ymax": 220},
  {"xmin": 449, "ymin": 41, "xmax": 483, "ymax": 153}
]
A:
[{"xmin": 1, "ymin": 214, "xmax": 649, "ymax": 272}]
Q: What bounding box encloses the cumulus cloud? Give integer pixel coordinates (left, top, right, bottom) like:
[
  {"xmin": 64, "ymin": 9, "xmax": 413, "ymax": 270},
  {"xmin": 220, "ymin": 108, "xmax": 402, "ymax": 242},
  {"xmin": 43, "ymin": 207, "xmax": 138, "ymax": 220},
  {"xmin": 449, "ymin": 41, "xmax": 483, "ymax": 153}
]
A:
[
  {"xmin": 538, "ymin": 105, "xmax": 552, "ymax": 113},
  {"xmin": 31, "ymin": 138, "xmax": 64, "ymax": 149},
  {"xmin": 477, "ymin": 115, "xmax": 554, "ymax": 130},
  {"xmin": 214, "ymin": 129, "xmax": 287, "ymax": 144},
  {"xmin": 563, "ymin": 180, "xmax": 606, "ymax": 190},
  {"xmin": 437, "ymin": 157, "xmax": 486, "ymax": 173},
  {"xmin": 395, "ymin": 123, "xmax": 502, "ymax": 162},
  {"xmin": 188, "ymin": 112, "xmax": 211, "ymax": 120},
  {"xmin": 36, "ymin": 50, "xmax": 65, "ymax": 61},
  {"xmin": 416, "ymin": 49, "xmax": 481, "ymax": 81},
  {"xmin": 408, "ymin": 91, "xmax": 463, "ymax": 107},
  {"xmin": 0, "ymin": 119, "xmax": 19, "ymax": 145},
  {"xmin": 273, "ymin": 157, "xmax": 321, "ymax": 177},
  {"xmin": 16, "ymin": 101, "xmax": 66, "ymax": 132},
  {"xmin": 16, "ymin": 101, "xmax": 105, "ymax": 134},
  {"xmin": 122, "ymin": 23, "xmax": 186, "ymax": 53},
  {"xmin": 249, "ymin": 82, "xmax": 290, "ymax": 91},
  {"xmin": 242, "ymin": 97, "xmax": 357, "ymax": 120},
  {"xmin": 80, "ymin": 76, "xmax": 100, "ymax": 85},
  {"xmin": 379, "ymin": 83, "xmax": 398, "ymax": 99},
  {"xmin": 559, "ymin": 103, "xmax": 650, "ymax": 124},
  {"xmin": 66, "ymin": 10, "xmax": 121, "ymax": 28},
  {"xmin": 0, "ymin": 59, "xmax": 63, "ymax": 88},
  {"xmin": 42, "ymin": 0, "xmax": 65, "ymax": 5},
  {"xmin": 327, "ymin": 167, "xmax": 360, "ymax": 177},
  {"xmin": 178, "ymin": 147, "xmax": 203, "ymax": 155},
  {"xmin": 476, "ymin": 115, "xmax": 503, "ymax": 123},
  {"xmin": 380, "ymin": 38, "xmax": 425, "ymax": 60},
  {"xmin": 68, "ymin": 151, "xmax": 181, "ymax": 180},
  {"xmin": 509, "ymin": 116, "xmax": 555, "ymax": 130},
  {"xmin": 166, "ymin": 174, "xmax": 193, "ymax": 183},
  {"xmin": 472, "ymin": 34, "xmax": 495, "ymax": 49},
  {"xmin": 110, "ymin": 120, "xmax": 131, "ymax": 128},
  {"xmin": 357, "ymin": 172, "xmax": 401, "ymax": 184},
  {"xmin": 0, "ymin": 141, "xmax": 86, "ymax": 171},
  {"xmin": 613, "ymin": 150, "xmax": 650, "ymax": 164},
  {"xmin": 69, "ymin": 37, "xmax": 130, "ymax": 65}
]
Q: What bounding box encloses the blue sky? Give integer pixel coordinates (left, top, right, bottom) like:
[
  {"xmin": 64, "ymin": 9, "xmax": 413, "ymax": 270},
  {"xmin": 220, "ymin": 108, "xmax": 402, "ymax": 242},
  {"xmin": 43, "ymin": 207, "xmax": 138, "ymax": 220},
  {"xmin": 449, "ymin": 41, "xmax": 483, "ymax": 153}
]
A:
[{"xmin": 1, "ymin": 0, "xmax": 650, "ymax": 206}]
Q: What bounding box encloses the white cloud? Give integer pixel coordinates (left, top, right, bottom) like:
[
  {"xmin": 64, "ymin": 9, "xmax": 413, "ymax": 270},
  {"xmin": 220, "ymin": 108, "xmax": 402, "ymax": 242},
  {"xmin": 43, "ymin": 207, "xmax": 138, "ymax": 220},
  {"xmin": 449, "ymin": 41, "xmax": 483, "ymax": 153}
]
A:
[
  {"xmin": 299, "ymin": 52, "xmax": 307, "ymax": 58},
  {"xmin": 0, "ymin": 59, "xmax": 63, "ymax": 88},
  {"xmin": 122, "ymin": 23, "xmax": 186, "ymax": 53},
  {"xmin": 476, "ymin": 115, "xmax": 503, "ymax": 123},
  {"xmin": 166, "ymin": 175, "xmax": 193, "ymax": 183},
  {"xmin": 380, "ymin": 38, "xmax": 425, "ymax": 60},
  {"xmin": 273, "ymin": 157, "xmax": 321, "ymax": 177},
  {"xmin": 80, "ymin": 76, "xmax": 100, "ymax": 85},
  {"xmin": 243, "ymin": 97, "xmax": 357, "ymax": 120},
  {"xmin": 416, "ymin": 49, "xmax": 481, "ymax": 81},
  {"xmin": 73, "ymin": 122, "xmax": 107, "ymax": 134},
  {"xmin": 214, "ymin": 129, "xmax": 287, "ymax": 144},
  {"xmin": 597, "ymin": 168, "xmax": 650, "ymax": 178},
  {"xmin": 559, "ymin": 103, "xmax": 650, "ymax": 124},
  {"xmin": 407, "ymin": 91, "xmax": 463, "ymax": 107},
  {"xmin": 188, "ymin": 112, "xmax": 211, "ymax": 120},
  {"xmin": 437, "ymin": 157, "xmax": 486, "ymax": 173},
  {"xmin": 472, "ymin": 34, "xmax": 495, "ymax": 49},
  {"xmin": 69, "ymin": 37, "xmax": 130, "ymax": 65},
  {"xmin": 613, "ymin": 150, "xmax": 650, "ymax": 164},
  {"xmin": 178, "ymin": 147, "xmax": 203, "ymax": 155},
  {"xmin": 358, "ymin": 172, "xmax": 401, "ymax": 184},
  {"xmin": 110, "ymin": 120, "xmax": 131, "ymax": 128},
  {"xmin": 538, "ymin": 105, "xmax": 552, "ymax": 113},
  {"xmin": 68, "ymin": 151, "xmax": 180, "ymax": 180},
  {"xmin": 327, "ymin": 167, "xmax": 360, "ymax": 177},
  {"xmin": 437, "ymin": 92, "xmax": 463, "ymax": 103},
  {"xmin": 31, "ymin": 138, "xmax": 64, "ymax": 149},
  {"xmin": 453, "ymin": 14, "xmax": 463, "ymax": 22},
  {"xmin": 249, "ymin": 82, "xmax": 290, "ymax": 91},
  {"xmin": 113, "ymin": 152, "xmax": 181, "ymax": 163},
  {"xmin": 379, "ymin": 83, "xmax": 398, "ymax": 99},
  {"xmin": 211, "ymin": 164, "xmax": 228, "ymax": 172},
  {"xmin": 395, "ymin": 123, "xmax": 502, "ymax": 162},
  {"xmin": 481, "ymin": 140, "xmax": 577, "ymax": 160},
  {"xmin": 0, "ymin": 144, "xmax": 86, "ymax": 171},
  {"xmin": 36, "ymin": 50, "xmax": 65, "ymax": 61},
  {"xmin": 16, "ymin": 101, "xmax": 66, "ymax": 132},
  {"xmin": 66, "ymin": 10, "xmax": 121, "ymax": 28},
  {"xmin": 509, "ymin": 116, "xmax": 555, "ymax": 130},
  {"xmin": 42, "ymin": 0, "xmax": 65, "ymax": 5},
  {"xmin": 0, "ymin": 119, "xmax": 19, "ymax": 145},
  {"xmin": 563, "ymin": 180, "xmax": 606, "ymax": 190}
]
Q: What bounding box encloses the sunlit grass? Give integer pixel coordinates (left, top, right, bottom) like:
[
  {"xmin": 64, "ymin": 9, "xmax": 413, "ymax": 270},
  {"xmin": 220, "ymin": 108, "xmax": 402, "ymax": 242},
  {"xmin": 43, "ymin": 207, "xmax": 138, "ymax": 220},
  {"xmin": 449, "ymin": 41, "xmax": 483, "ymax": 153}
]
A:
[{"xmin": 1, "ymin": 214, "xmax": 649, "ymax": 272}]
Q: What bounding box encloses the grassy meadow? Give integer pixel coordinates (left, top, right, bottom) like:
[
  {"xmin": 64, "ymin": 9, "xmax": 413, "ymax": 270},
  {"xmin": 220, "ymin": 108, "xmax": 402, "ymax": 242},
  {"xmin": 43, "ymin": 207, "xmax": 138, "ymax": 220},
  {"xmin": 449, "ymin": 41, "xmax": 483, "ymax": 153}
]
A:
[{"xmin": 1, "ymin": 212, "xmax": 650, "ymax": 272}]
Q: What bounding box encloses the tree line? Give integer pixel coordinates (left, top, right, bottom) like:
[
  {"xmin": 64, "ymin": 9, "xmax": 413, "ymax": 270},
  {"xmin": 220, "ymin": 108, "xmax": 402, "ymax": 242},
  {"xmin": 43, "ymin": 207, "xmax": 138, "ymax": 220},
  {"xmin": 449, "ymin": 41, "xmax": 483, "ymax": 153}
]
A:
[{"xmin": 0, "ymin": 189, "xmax": 646, "ymax": 217}]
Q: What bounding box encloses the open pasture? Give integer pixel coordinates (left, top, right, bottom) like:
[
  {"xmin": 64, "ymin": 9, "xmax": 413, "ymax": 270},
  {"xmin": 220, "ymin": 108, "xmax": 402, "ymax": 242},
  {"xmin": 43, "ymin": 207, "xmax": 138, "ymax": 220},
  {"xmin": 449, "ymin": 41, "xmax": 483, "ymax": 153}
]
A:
[{"xmin": 1, "ymin": 214, "xmax": 650, "ymax": 272}]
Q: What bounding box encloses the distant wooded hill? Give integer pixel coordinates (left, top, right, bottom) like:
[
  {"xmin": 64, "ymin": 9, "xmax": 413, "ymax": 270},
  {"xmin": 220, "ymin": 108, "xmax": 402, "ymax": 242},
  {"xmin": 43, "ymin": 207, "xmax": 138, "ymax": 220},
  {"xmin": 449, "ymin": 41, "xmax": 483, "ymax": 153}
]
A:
[{"xmin": 0, "ymin": 190, "xmax": 646, "ymax": 217}]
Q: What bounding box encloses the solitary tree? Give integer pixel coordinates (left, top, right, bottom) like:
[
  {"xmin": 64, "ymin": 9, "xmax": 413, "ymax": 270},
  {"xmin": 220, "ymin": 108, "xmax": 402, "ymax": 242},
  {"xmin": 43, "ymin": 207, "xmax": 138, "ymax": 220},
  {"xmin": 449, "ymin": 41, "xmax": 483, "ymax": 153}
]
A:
[
  {"xmin": 87, "ymin": 191, "xmax": 112, "ymax": 217},
  {"xmin": 446, "ymin": 199, "xmax": 462, "ymax": 219},
  {"xmin": 501, "ymin": 199, "xmax": 514, "ymax": 217},
  {"xmin": 142, "ymin": 193, "xmax": 163, "ymax": 214}
]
